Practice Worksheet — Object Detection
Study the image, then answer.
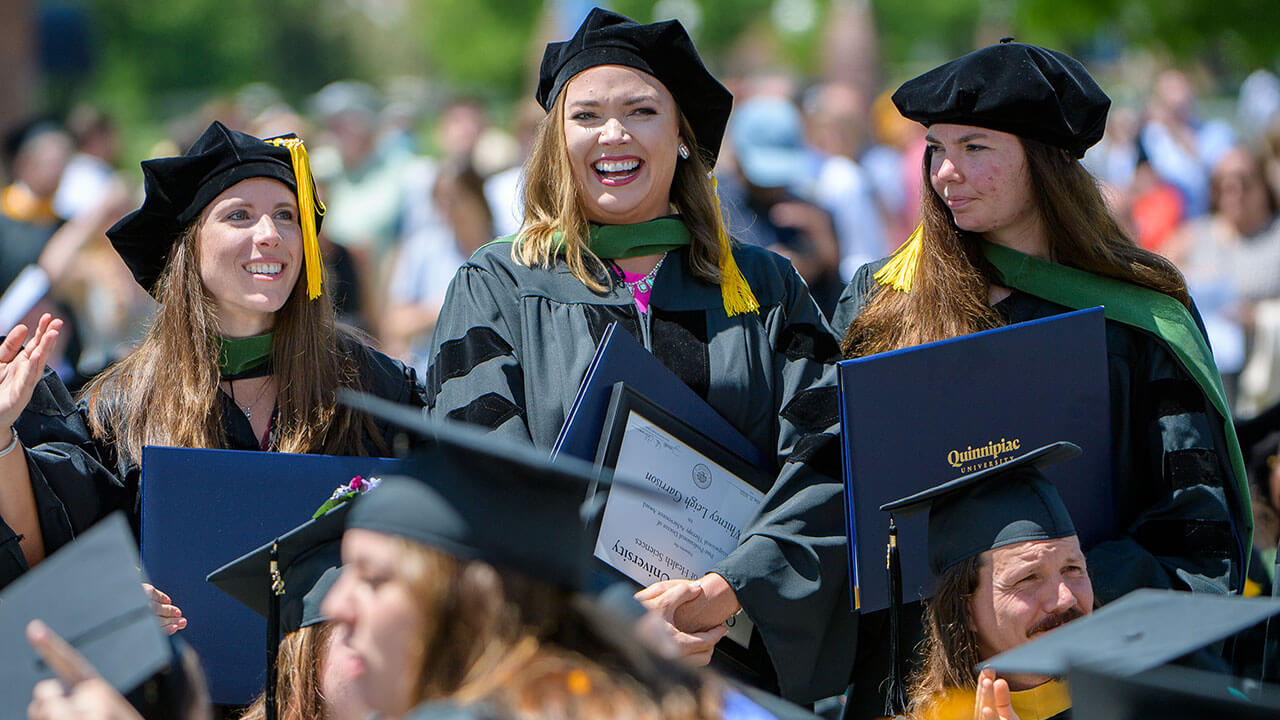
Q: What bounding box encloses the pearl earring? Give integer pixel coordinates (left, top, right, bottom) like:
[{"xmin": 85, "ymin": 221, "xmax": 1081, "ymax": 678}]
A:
[{"xmin": 678, "ymin": 143, "xmax": 690, "ymax": 160}]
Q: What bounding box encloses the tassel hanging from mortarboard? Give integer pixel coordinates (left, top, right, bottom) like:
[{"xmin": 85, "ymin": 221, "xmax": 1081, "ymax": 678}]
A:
[
  {"xmin": 265, "ymin": 137, "xmax": 326, "ymax": 300},
  {"xmin": 710, "ymin": 174, "xmax": 760, "ymax": 317},
  {"xmin": 884, "ymin": 516, "xmax": 909, "ymax": 718},
  {"xmin": 874, "ymin": 224, "xmax": 924, "ymax": 293},
  {"xmin": 266, "ymin": 541, "xmax": 284, "ymax": 720}
]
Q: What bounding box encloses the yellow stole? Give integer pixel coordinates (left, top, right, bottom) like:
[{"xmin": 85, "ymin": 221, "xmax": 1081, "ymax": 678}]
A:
[{"xmin": 917, "ymin": 680, "xmax": 1071, "ymax": 720}]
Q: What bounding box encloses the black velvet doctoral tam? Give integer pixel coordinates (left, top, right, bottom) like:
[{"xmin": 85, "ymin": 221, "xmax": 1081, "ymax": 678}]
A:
[
  {"xmin": 891, "ymin": 41, "xmax": 1110, "ymax": 158},
  {"xmin": 536, "ymin": 7, "xmax": 733, "ymax": 163}
]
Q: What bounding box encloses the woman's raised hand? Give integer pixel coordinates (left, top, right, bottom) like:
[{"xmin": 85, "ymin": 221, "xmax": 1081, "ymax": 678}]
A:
[{"xmin": 0, "ymin": 314, "xmax": 61, "ymax": 432}]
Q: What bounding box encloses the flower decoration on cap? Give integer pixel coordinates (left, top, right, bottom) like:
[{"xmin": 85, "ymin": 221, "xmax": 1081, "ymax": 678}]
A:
[{"xmin": 311, "ymin": 475, "xmax": 381, "ymax": 519}]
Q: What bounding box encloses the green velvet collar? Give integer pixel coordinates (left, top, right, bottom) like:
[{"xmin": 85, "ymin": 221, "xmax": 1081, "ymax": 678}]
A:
[
  {"xmin": 219, "ymin": 332, "xmax": 273, "ymax": 377},
  {"xmin": 585, "ymin": 216, "xmax": 691, "ymax": 259}
]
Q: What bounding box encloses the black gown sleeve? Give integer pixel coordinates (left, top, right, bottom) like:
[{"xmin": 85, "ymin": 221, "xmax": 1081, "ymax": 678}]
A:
[
  {"xmin": 344, "ymin": 338, "xmax": 431, "ymax": 452},
  {"xmin": 1084, "ymin": 325, "xmax": 1238, "ymax": 600},
  {"xmin": 0, "ymin": 368, "xmax": 127, "ymax": 590},
  {"xmin": 711, "ymin": 263, "xmax": 857, "ymax": 703},
  {"xmin": 829, "ymin": 260, "xmax": 884, "ymax": 339},
  {"xmin": 423, "ymin": 261, "xmax": 532, "ymax": 441}
]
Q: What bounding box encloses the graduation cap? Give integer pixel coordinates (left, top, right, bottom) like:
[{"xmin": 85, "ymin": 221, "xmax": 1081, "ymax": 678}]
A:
[
  {"xmin": 106, "ymin": 120, "xmax": 326, "ymax": 299},
  {"xmin": 891, "ymin": 39, "xmax": 1110, "ymax": 158},
  {"xmin": 982, "ymin": 588, "xmax": 1280, "ymax": 677},
  {"xmin": 1067, "ymin": 663, "xmax": 1280, "ymax": 719},
  {"xmin": 874, "ymin": 441, "xmax": 1082, "ymax": 715},
  {"xmin": 0, "ymin": 513, "xmax": 172, "ymax": 719},
  {"xmin": 536, "ymin": 7, "xmax": 733, "ymax": 164},
  {"xmin": 339, "ymin": 390, "xmax": 665, "ymax": 591},
  {"xmin": 206, "ymin": 496, "xmax": 352, "ymax": 720},
  {"xmin": 880, "ymin": 441, "xmax": 1081, "ymax": 574}
]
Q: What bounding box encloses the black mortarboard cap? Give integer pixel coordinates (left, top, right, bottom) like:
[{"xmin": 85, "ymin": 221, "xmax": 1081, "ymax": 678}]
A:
[
  {"xmin": 983, "ymin": 588, "xmax": 1280, "ymax": 677},
  {"xmin": 106, "ymin": 120, "xmax": 324, "ymax": 295},
  {"xmin": 0, "ymin": 513, "xmax": 172, "ymax": 718},
  {"xmin": 881, "ymin": 441, "xmax": 1081, "ymax": 574},
  {"xmin": 1067, "ymin": 664, "xmax": 1280, "ymax": 719},
  {"xmin": 536, "ymin": 7, "xmax": 733, "ymax": 164},
  {"xmin": 891, "ymin": 41, "xmax": 1111, "ymax": 158},
  {"xmin": 206, "ymin": 501, "xmax": 348, "ymax": 634},
  {"xmin": 340, "ymin": 390, "xmax": 627, "ymax": 590},
  {"xmin": 206, "ymin": 500, "xmax": 350, "ymax": 720}
]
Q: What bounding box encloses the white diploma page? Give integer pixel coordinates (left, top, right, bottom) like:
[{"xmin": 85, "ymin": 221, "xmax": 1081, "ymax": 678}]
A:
[{"xmin": 593, "ymin": 410, "xmax": 764, "ymax": 644}]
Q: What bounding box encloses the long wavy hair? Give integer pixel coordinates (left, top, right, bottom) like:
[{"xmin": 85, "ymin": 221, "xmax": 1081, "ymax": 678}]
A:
[
  {"xmin": 842, "ymin": 138, "xmax": 1190, "ymax": 358},
  {"xmin": 515, "ymin": 89, "xmax": 726, "ymax": 292},
  {"xmin": 906, "ymin": 555, "xmax": 983, "ymax": 716},
  {"xmin": 82, "ymin": 212, "xmax": 383, "ymax": 465},
  {"xmin": 239, "ymin": 622, "xmax": 335, "ymax": 720},
  {"xmin": 392, "ymin": 539, "xmax": 722, "ymax": 720}
]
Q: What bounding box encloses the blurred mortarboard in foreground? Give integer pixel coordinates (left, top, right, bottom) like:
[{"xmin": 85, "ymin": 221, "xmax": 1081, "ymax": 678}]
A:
[
  {"xmin": 339, "ymin": 390, "xmax": 667, "ymax": 591},
  {"xmin": 1068, "ymin": 664, "xmax": 1280, "ymax": 719},
  {"xmin": 880, "ymin": 441, "xmax": 1081, "ymax": 574},
  {"xmin": 983, "ymin": 588, "xmax": 1280, "ymax": 677},
  {"xmin": 536, "ymin": 7, "xmax": 733, "ymax": 164},
  {"xmin": 0, "ymin": 513, "xmax": 171, "ymax": 718}
]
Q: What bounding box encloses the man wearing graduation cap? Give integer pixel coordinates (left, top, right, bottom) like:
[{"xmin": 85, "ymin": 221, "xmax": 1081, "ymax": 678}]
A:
[{"xmin": 880, "ymin": 442, "xmax": 1092, "ymax": 720}]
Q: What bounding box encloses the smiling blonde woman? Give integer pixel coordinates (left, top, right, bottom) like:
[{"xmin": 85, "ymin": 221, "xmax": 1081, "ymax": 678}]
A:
[{"xmin": 425, "ymin": 8, "xmax": 854, "ymax": 704}]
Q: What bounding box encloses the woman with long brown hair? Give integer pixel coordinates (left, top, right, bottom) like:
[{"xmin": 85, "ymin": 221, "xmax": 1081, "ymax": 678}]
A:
[
  {"xmin": 424, "ymin": 8, "xmax": 851, "ymax": 703},
  {"xmin": 835, "ymin": 41, "xmax": 1248, "ymax": 621},
  {"xmin": 319, "ymin": 415, "xmax": 790, "ymax": 720},
  {"xmin": 0, "ymin": 121, "xmax": 425, "ymax": 600}
]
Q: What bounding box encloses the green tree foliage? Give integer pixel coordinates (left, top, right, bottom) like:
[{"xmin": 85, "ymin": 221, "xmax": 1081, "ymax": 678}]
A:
[{"xmin": 89, "ymin": 0, "xmax": 356, "ymax": 116}]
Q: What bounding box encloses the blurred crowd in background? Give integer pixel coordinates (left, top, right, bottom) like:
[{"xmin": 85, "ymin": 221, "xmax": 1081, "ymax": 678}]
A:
[{"xmin": 4, "ymin": 5, "xmax": 1280, "ymax": 419}]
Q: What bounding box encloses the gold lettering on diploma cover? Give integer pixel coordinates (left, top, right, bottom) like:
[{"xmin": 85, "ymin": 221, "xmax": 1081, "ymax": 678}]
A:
[{"xmin": 946, "ymin": 437, "xmax": 1022, "ymax": 473}]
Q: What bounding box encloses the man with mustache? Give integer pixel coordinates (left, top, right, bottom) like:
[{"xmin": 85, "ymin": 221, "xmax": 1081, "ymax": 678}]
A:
[{"xmin": 882, "ymin": 442, "xmax": 1093, "ymax": 720}]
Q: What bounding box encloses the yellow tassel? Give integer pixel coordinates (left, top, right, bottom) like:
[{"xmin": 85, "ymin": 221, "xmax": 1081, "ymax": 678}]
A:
[
  {"xmin": 711, "ymin": 175, "xmax": 760, "ymax": 316},
  {"xmin": 874, "ymin": 224, "xmax": 924, "ymax": 293},
  {"xmin": 266, "ymin": 136, "xmax": 326, "ymax": 300}
]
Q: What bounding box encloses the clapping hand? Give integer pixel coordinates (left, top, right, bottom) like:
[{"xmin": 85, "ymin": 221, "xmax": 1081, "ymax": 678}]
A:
[
  {"xmin": 974, "ymin": 668, "xmax": 1022, "ymax": 720},
  {"xmin": 0, "ymin": 314, "xmax": 61, "ymax": 431},
  {"xmin": 26, "ymin": 619, "xmax": 145, "ymax": 720}
]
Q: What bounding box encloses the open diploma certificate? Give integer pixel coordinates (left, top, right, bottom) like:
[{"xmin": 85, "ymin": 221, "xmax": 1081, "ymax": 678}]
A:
[{"xmin": 593, "ymin": 404, "xmax": 764, "ymax": 645}]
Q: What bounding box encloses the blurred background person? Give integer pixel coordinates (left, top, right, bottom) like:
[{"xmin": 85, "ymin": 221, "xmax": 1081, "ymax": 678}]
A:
[
  {"xmin": 383, "ymin": 159, "xmax": 493, "ymax": 370},
  {"xmin": 719, "ymin": 95, "xmax": 842, "ymax": 315}
]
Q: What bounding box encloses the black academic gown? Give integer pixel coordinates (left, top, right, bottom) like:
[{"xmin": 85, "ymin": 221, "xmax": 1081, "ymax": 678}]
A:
[
  {"xmin": 426, "ymin": 237, "xmax": 856, "ymax": 703},
  {"xmin": 0, "ymin": 340, "xmax": 427, "ymax": 590},
  {"xmin": 835, "ymin": 259, "xmax": 1239, "ymax": 599},
  {"xmin": 832, "ymin": 260, "xmax": 1241, "ymax": 716}
]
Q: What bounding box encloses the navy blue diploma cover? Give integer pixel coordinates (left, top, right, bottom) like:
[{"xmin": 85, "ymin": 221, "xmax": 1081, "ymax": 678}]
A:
[
  {"xmin": 839, "ymin": 307, "xmax": 1114, "ymax": 613},
  {"xmin": 552, "ymin": 321, "xmax": 768, "ymax": 469},
  {"xmin": 139, "ymin": 446, "xmax": 406, "ymax": 705}
]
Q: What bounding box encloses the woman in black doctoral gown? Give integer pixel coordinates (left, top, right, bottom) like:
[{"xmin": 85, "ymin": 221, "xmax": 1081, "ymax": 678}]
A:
[
  {"xmin": 425, "ymin": 8, "xmax": 853, "ymax": 704},
  {"xmin": 0, "ymin": 122, "xmax": 425, "ymax": 597}
]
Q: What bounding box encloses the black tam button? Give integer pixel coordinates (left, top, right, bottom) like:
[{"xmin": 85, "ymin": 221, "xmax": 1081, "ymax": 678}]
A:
[
  {"xmin": 891, "ymin": 42, "xmax": 1110, "ymax": 158},
  {"xmin": 535, "ymin": 7, "xmax": 733, "ymax": 164}
]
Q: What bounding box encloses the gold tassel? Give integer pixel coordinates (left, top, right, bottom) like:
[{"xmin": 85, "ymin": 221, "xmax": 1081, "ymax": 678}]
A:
[
  {"xmin": 266, "ymin": 136, "xmax": 326, "ymax": 300},
  {"xmin": 711, "ymin": 175, "xmax": 760, "ymax": 316},
  {"xmin": 874, "ymin": 224, "xmax": 924, "ymax": 293}
]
